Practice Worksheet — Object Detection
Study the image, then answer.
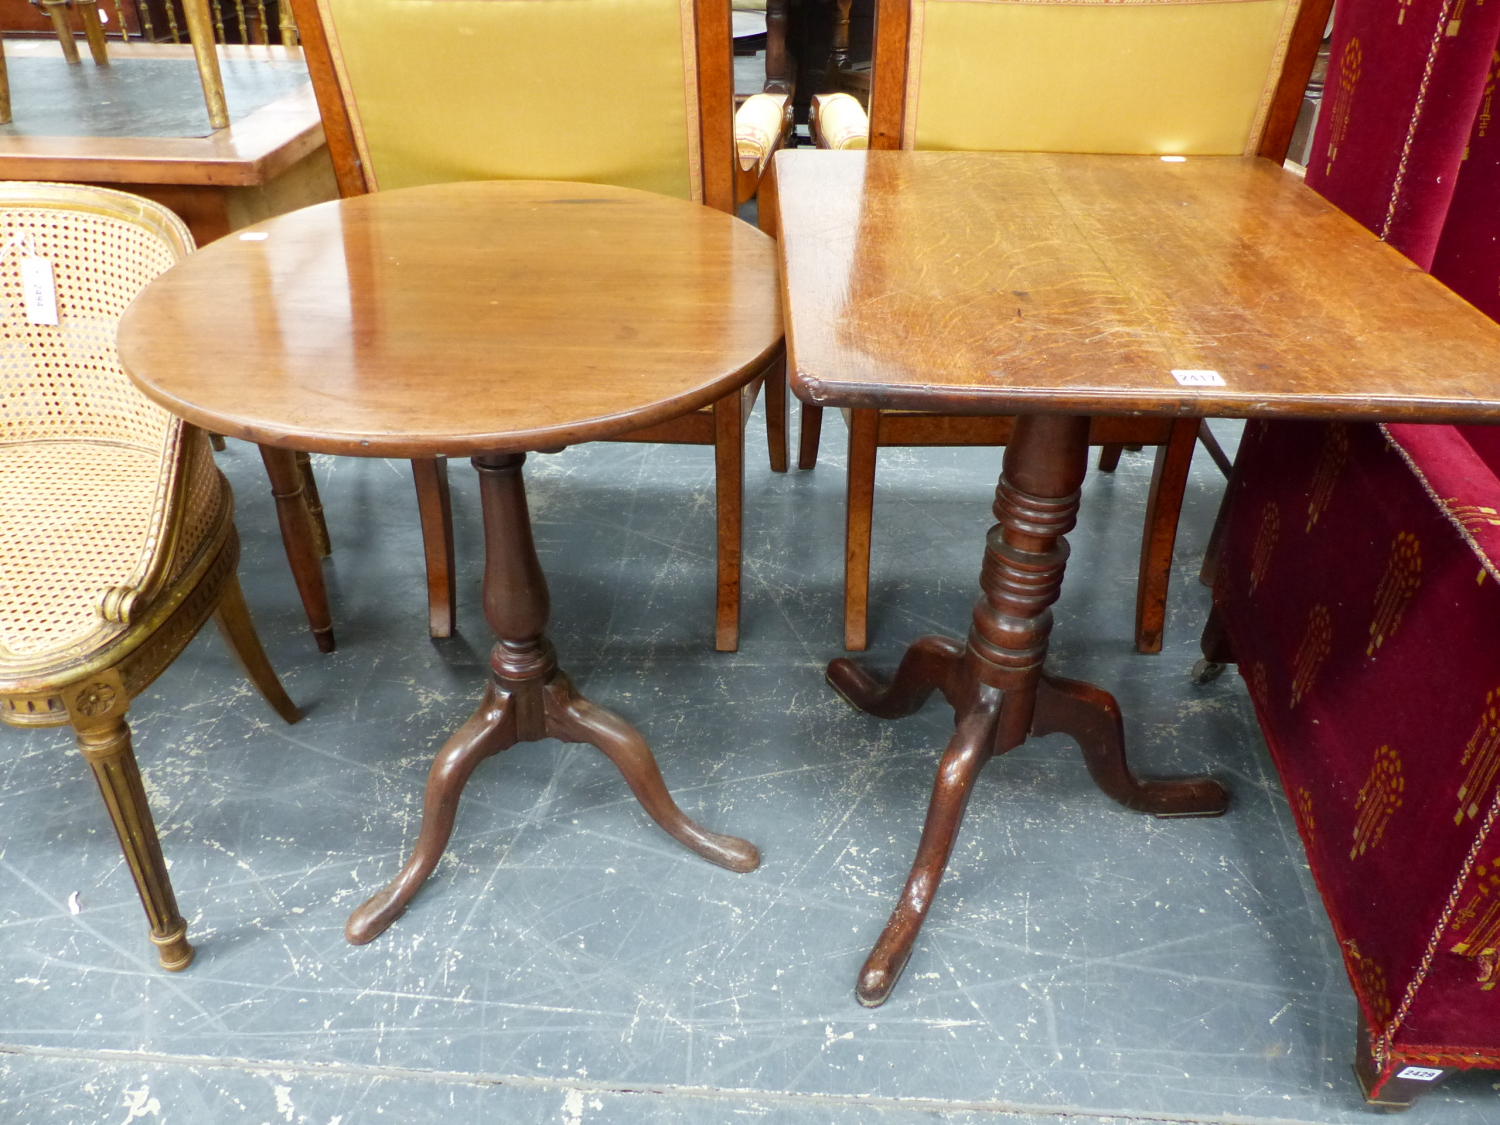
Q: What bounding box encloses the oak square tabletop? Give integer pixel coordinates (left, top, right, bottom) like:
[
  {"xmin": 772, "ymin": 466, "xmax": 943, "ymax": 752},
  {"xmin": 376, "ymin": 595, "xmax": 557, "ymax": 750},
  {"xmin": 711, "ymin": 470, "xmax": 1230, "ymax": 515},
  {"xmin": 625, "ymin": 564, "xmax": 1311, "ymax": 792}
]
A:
[{"xmin": 775, "ymin": 149, "xmax": 1500, "ymax": 423}]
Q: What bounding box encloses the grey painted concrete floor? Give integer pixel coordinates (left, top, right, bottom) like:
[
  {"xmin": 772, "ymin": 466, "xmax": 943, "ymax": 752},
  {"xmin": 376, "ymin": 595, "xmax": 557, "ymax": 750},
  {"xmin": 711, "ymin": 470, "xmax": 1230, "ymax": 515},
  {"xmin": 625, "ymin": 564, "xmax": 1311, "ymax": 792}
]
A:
[{"xmin": 3, "ymin": 413, "xmax": 1497, "ymax": 1124}]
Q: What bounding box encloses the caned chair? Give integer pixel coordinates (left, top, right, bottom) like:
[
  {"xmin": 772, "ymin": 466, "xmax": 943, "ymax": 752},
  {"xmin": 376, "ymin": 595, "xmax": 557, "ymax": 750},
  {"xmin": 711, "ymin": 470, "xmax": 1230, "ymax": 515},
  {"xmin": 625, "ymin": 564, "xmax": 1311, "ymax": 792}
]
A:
[
  {"xmin": 786, "ymin": 0, "xmax": 1327, "ymax": 652},
  {"xmin": 0, "ymin": 183, "xmax": 301, "ymax": 971},
  {"xmin": 281, "ymin": 0, "xmax": 790, "ymax": 653}
]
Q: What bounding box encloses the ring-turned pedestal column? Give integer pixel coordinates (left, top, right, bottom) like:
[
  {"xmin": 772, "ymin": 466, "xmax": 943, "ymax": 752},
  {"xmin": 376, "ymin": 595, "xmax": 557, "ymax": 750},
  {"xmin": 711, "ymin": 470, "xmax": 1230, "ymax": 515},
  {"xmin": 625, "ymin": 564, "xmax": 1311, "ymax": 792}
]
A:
[{"xmin": 827, "ymin": 414, "xmax": 1227, "ymax": 1006}]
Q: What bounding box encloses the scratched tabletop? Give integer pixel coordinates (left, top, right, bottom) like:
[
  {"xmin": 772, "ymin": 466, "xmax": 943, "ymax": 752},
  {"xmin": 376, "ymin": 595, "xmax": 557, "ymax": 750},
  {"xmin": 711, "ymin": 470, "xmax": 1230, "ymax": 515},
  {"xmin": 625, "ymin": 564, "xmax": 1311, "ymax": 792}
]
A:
[{"xmin": 775, "ymin": 149, "xmax": 1500, "ymax": 423}]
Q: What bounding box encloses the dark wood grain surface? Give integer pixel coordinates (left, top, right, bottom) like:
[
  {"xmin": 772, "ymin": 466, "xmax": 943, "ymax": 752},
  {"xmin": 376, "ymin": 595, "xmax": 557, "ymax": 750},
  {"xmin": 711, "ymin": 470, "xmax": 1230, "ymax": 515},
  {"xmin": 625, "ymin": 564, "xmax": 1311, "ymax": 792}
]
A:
[
  {"xmin": 777, "ymin": 149, "xmax": 1500, "ymax": 422},
  {"xmin": 120, "ymin": 180, "xmax": 783, "ymax": 457}
]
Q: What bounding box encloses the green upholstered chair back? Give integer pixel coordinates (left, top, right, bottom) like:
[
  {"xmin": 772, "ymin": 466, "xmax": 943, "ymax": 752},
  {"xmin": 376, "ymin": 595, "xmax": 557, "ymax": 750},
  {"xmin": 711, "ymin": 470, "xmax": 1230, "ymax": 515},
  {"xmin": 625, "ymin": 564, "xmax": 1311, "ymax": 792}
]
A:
[
  {"xmin": 292, "ymin": 0, "xmax": 737, "ymax": 208},
  {"xmin": 872, "ymin": 0, "xmax": 1321, "ymax": 157}
]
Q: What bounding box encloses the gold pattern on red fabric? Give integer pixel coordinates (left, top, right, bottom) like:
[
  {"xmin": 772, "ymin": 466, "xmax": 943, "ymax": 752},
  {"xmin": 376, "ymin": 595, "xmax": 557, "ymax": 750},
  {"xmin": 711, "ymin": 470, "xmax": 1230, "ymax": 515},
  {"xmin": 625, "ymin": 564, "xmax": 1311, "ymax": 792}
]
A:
[
  {"xmin": 1457, "ymin": 688, "xmax": 1500, "ymax": 826},
  {"xmin": 1324, "ymin": 38, "xmax": 1364, "ymax": 177},
  {"xmin": 1445, "ymin": 501, "xmax": 1500, "ymax": 532},
  {"xmin": 1367, "ymin": 532, "xmax": 1422, "ymax": 657},
  {"xmin": 1250, "ymin": 502, "xmax": 1281, "ymax": 593},
  {"xmin": 1296, "ymin": 786, "xmax": 1317, "ymax": 844},
  {"xmin": 1345, "ymin": 939, "xmax": 1393, "ymax": 1024},
  {"xmin": 1290, "ymin": 604, "xmax": 1333, "ymax": 708},
  {"xmin": 1307, "ymin": 423, "xmax": 1350, "ymax": 533},
  {"xmin": 1352, "ymin": 745, "xmax": 1405, "ymax": 860},
  {"xmin": 1450, "ymin": 859, "xmax": 1500, "ymax": 989}
]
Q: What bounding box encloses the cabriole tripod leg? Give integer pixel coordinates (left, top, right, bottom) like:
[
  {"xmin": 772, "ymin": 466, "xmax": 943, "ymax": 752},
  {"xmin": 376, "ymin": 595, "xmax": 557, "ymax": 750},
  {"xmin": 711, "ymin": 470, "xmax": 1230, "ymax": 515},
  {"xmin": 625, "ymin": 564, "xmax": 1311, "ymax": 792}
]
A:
[{"xmin": 856, "ymin": 688, "xmax": 1000, "ymax": 1007}]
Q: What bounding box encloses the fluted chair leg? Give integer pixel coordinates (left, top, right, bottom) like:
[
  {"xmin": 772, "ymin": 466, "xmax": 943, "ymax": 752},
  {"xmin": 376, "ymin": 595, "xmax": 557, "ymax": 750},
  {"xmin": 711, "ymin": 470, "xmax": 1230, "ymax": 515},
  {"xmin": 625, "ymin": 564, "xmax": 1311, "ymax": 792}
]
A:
[{"xmin": 64, "ymin": 676, "xmax": 193, "ymax": 971}]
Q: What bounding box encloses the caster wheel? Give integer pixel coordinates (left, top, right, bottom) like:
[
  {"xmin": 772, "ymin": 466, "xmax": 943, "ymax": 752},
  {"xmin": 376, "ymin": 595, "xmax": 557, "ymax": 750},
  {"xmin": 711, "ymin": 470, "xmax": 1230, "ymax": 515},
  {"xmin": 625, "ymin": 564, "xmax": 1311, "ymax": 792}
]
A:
[{"xmin": 1191, "ymin": 658, "xmax": 1227, "ymax": 684}]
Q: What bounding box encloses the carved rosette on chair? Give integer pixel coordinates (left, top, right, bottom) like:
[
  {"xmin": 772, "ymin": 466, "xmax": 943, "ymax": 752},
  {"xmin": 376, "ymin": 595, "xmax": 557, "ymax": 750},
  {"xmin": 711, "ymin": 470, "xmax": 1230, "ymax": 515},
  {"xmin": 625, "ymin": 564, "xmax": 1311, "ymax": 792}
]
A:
[{"xmin": 0, "ymin": 183, "xmax": 300, "ymax": 971}]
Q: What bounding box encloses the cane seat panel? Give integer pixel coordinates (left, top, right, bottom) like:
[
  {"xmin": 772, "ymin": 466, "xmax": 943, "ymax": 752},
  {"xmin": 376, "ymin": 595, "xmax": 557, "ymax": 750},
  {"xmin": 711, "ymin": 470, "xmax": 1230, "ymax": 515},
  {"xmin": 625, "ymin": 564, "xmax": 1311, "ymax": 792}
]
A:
[{"xmin": 0, "ymin": 185, "xmax": 220, "ymax": 678}]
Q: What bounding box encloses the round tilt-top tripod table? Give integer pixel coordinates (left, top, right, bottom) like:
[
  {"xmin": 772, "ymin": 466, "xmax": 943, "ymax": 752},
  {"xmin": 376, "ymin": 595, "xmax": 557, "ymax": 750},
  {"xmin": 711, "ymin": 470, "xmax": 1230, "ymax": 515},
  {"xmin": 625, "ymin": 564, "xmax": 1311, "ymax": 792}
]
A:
[{"xmin": 119, "ymin": 180, "xmax": 783, "ymax": 943}]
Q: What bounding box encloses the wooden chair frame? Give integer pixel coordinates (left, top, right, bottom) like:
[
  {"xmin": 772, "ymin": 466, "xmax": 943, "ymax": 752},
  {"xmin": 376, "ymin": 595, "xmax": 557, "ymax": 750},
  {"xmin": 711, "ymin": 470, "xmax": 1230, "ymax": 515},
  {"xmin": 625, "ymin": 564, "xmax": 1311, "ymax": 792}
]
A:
[
  {"xmin": 794, "ymin": 0, "xmax": 1334, "ymax": 653},
  {"xmin": 280, "ymin": 0, "xmax": 787, "ymax": 653},
  {"xmin": 0, "ymin": 183, "xmax": 300, "ymax": 971}
]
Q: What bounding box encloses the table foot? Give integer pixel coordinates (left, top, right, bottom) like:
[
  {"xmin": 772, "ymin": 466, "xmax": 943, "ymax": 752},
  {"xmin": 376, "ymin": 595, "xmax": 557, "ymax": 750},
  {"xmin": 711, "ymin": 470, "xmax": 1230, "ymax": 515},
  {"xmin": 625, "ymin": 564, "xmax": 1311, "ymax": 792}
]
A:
[
  {"xmin": 546, "ymin": 673, "xmax": 760, "ymax": 873},
  {"xmin": 828, "ymin": 634, "xmax": 966, "ymax": 719},
  {"xmin": 346, "ymin": 683, "xmax": 517, "ymax": 945},
  {"xmin": 1032, "ymin": 673, "xmax": 1227, "ymax": 817},
  {"xmin": 856, "ymin": 687, "xmax": 1001, "ymax": 1007}
]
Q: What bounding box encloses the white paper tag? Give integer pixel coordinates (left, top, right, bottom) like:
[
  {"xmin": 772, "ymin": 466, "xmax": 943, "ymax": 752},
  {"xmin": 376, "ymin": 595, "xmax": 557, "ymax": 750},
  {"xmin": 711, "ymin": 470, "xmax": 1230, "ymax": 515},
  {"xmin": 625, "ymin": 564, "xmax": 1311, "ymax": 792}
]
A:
[
  {"xmin": 21, "ymin": 256, "xmax": 58, "ymax": 325},
  {"xmin": 1395, "ymin": 1066, "xmax": 1444, "ymax": 1082},
  {"xmin": 1171, "ymin": 369, "xmax": 1225, "ymax": 387}
]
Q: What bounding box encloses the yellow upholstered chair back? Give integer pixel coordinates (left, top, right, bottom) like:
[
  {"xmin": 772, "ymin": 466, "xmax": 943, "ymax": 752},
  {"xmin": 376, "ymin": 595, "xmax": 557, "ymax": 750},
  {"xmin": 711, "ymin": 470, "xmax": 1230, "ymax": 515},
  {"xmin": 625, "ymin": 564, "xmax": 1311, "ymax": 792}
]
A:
[
  {"xmin": 292, "ymin": 0, "xmax": 739, "ymax": 210},
  {"xmin": 871, "ymin": 0, "xmax": 1321, "ymax": 157}
]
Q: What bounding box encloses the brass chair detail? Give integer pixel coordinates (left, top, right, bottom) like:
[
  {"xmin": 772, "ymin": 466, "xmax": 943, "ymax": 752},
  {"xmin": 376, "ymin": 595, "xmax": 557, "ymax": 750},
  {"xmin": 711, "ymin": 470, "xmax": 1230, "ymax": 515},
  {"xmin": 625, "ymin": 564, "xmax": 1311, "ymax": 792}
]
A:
[{"xmin": 0, "ymin": 182, "xmax": 300, "ymax": 971}]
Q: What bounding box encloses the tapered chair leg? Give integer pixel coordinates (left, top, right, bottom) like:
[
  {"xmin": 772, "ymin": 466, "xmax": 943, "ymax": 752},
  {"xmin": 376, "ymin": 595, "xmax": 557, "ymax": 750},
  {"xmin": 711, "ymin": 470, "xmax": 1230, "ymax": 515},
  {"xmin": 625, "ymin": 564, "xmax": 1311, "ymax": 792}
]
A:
[
  {"xmin": 714, "ymin": 390, "xmax": 745, "ymax": 652},
  {"xmin": 77, "ymin": 0, "xmax": 109, "ymax": 65},
  {"xmin": 63, "ymin": 677, "xmax": 193, "ymax": 971},
  {"xmin": 412, "ymin": 457, "xmax": 458, "ymax": 639},
  {"xmin": 1196, "ymin": 419, "xmax": 1233, "ymax": 477},
  {"xmin": 0, "ymin": 40, "xmax": 11, "ymax": 126},
  {"xmin": 797, "ymin": 404, "xmax": 825, "ymax": 470},
  {"xmin": 1097, "ymin": 443, "xmax": 1124, "ymax": 472},
  {"xmin": 295, "ymin": 452, "xmax": 331, "ymax": 557},
  {"xmin": 765, "ymin": 350, "xmax": 789, "ymax": 473},
  {"xmin": 1134, "ymin": 419, "xmax": 1198, "ymax": 654},
  {"xmin": 40, "ymin": 0, "xmax": 80, "ymax": 65},
  {"xmin": 213, "ymin": 572, "xmax": 302, "ymax": 724},
  {"xmin": 844, "ymin": 407, "xmax": 879, "ymax": 651},
  {"xmin": 259, "ymin": 445, "xmax": 335, "ymax": 653}
]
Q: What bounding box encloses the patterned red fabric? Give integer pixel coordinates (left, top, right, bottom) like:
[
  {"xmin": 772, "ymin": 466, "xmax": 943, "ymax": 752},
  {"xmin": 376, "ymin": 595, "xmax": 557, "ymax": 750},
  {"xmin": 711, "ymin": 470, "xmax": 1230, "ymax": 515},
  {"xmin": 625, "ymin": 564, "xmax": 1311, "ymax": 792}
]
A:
[
  {"xmin": 1431, "ymin": 53, "xmax": 1500, "ymax": 322},
  {"xmin": 1306, "ymin": 0, "xmax": 1500, "ymax": 270},
  {"xmin": 1215, "ymin": 419, "xmax": 1500, "ymax": 1092}
]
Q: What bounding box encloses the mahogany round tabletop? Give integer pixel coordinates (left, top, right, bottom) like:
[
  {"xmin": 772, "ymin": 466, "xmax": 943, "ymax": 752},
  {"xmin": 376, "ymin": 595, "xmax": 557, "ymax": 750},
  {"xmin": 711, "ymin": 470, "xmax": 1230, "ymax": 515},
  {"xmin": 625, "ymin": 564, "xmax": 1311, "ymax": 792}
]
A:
[{"xmin": 118, "ymin": 181, "xmax": 783, "ymax": 458}]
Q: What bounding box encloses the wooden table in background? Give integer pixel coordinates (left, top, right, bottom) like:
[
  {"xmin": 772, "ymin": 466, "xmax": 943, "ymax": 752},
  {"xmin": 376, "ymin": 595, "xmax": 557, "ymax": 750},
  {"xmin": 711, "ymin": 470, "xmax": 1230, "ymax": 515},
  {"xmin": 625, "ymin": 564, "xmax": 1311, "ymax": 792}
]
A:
[
  {"xmin": 773, "ymin": 148, "xmax": 1500, "ymax": 1007},
  {"xmin": 118, "ymin": 179, "xmax": 783, "ymax": 943},
  {"xmin": 0, "ymin": 44, "xmax": 335, "ymax": 246}
]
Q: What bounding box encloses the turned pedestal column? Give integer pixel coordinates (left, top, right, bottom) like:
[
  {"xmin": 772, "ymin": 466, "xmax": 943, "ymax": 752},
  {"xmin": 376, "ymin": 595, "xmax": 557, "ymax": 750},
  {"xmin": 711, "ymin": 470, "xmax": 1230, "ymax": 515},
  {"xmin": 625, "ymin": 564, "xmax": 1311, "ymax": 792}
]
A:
[
  {"xmin": 346, "ymin": 453, "xmax": 760, "ymax": 944},
  {"xmin": 828, "ymin": 414, "xmax": 1228, "ymax": 1007}
]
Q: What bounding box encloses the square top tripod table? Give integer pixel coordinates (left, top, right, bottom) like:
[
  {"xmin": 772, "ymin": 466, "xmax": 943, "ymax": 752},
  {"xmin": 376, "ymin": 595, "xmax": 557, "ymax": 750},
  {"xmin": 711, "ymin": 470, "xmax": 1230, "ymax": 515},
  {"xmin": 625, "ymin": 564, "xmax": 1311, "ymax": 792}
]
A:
[
  {"xmin": 773, "ymin": 148, "xmax": 1500, "ymax": 1007},
  {"xmin": 119, "ymin": 179, "xmax": 783, "ymax": 944}
]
